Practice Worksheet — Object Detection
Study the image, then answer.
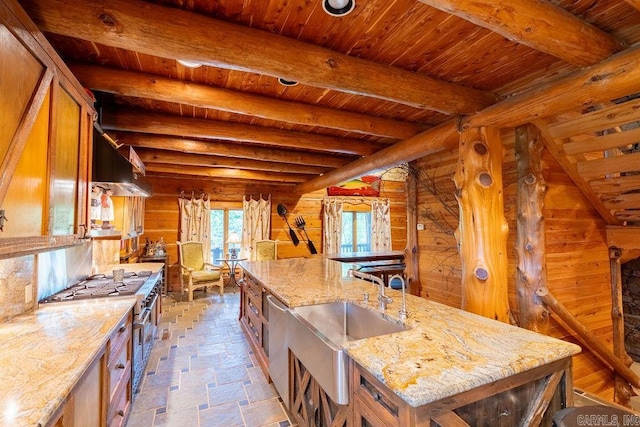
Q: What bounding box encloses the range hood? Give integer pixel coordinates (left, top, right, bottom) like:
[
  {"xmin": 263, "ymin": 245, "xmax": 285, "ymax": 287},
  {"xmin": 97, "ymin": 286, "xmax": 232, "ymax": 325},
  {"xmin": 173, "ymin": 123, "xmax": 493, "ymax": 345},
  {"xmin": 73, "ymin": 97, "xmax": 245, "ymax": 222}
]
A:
[{"xmin": 92, "ymin": 131, "xmax": 151, "ymax": 197}]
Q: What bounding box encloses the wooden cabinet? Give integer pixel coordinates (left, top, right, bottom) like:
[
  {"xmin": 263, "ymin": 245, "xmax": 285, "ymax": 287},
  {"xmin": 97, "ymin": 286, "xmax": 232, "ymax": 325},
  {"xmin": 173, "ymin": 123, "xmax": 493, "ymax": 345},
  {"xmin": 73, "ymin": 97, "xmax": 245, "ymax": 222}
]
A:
[
  {"xmin": 290, "ymin": 353, "xmax": 351, "ymax": 427},
  {"xmin": 240, "ymin": 273, "xmax": 270, "ymax": 378},
  {"xmin": 106, "ymin": 311, "xmax": 133, "ymax": 427},
  {"xmin": 47, "ymin": 310, "xmax": 133, "ymax": 427},
  {"xmin": 0, "ymin": 0, "xmax": 94, "ymax": 256}
]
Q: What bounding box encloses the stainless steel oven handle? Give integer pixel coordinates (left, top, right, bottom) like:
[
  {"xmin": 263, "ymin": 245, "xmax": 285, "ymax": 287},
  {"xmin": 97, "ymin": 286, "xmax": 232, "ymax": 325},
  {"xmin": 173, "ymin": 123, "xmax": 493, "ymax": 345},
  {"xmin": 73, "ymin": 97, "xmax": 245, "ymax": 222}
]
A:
[{"xmin": 133, "ymin": 308, "xmax": 151, "ymax": 329}]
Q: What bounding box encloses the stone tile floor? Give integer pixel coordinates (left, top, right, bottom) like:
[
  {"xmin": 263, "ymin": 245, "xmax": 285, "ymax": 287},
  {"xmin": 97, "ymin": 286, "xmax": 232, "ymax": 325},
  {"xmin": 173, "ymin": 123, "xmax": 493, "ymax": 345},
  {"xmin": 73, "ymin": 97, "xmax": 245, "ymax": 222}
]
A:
[{"xmin": 126, "ymin": 286, "xmax": 294, "ymax": 427}]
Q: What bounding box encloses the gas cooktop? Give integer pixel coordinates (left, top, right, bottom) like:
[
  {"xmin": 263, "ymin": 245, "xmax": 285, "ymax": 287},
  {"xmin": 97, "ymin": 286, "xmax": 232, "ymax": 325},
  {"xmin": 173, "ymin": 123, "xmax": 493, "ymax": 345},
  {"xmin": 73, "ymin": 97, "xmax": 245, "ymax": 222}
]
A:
[{"xmin": 39, "ymin": 271, "xmax": 153, "ymax": 303}]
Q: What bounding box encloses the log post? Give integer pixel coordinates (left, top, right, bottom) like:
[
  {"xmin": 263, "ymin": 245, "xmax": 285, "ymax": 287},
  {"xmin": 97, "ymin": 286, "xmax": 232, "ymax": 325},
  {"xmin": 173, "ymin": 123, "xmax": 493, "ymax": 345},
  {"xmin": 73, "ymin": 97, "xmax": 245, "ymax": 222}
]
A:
[
  {"xmin": 610, "ymin": 247, "xmax": 635, "ymax": 407},
  {"xmin": 405, "ymin": 163, "xmax": 420, "ymax": 296},
  {"xmin": 515, "ymin": 124, "xmax": 550, "ymax": 333},
  {"xmin": 453, "ymin": 127, "xmax": 510, "ymax": 322}
]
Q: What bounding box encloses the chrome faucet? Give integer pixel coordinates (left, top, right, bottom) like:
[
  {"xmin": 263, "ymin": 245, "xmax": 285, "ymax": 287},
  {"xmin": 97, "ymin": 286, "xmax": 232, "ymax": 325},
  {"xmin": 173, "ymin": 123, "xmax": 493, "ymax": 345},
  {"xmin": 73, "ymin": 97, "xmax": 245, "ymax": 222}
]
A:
[
  {"xmin": 347, "ymin": 269, "xmax": 391, "ymax": 311},
  {"xmin": 388, "ymin": 274, "xmax": 408, "ymax": 320}
]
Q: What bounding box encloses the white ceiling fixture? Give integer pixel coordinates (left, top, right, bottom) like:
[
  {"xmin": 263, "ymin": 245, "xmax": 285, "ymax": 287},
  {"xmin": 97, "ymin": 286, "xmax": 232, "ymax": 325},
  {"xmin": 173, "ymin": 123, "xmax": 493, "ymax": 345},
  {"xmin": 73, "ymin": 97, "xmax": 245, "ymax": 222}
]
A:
[
  {"xmin": 177, "ymin": 59, "xmax": 202, "ymax": 68},
  {"xmin": 323, "ymin": 0, "xmax": 355, "ymax": 17}
]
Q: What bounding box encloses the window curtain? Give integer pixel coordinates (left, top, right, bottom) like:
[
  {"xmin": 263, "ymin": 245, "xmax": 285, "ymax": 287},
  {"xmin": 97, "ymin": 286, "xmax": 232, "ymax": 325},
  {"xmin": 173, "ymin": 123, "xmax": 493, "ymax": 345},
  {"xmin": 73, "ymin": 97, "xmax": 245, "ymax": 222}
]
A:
[
  {"xmin": 371, "ymin": 198, "xmax": 391, "ymax": 252},
  {"xmin": 242, "ymin": 195, "xmax": 271, "ymax": 261},
  {"xmin": 178, "ymin": 195, "xmax": 211, "ymax": 259},
  {"xmin": 322, "ymin": 197, "xmax": 343, "ymax": 254}
]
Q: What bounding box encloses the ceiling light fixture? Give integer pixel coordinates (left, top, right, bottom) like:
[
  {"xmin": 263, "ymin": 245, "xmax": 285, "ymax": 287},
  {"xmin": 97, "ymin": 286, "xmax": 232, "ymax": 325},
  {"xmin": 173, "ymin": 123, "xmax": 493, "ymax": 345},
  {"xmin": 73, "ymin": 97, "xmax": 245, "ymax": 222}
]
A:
[
  {"xmin": 177, "ymin": 59, "xmax": 203, "ymax": 68},
  {"xmin": 322, "ymin": 0, "xmax": 355, "ymax": 17},
  {"xmin": 278, "ymin": 77, "xmax": 298, "ymax": 87}
]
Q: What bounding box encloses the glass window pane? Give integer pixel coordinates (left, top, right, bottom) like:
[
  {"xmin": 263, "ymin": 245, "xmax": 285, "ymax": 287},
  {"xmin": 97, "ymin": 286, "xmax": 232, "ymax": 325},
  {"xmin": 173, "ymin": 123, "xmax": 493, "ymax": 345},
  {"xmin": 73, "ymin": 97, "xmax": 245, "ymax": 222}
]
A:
[
  {"xmin": 210, "ymin": 209, "xmax": 224, "ymax": 262},
  {"xmin": 356, "ymin": 212, "xmax": 371, "ymax": 252},
  {"xmin": 228, "ymin": 209, "xmax": 243, "ymax": 235}
]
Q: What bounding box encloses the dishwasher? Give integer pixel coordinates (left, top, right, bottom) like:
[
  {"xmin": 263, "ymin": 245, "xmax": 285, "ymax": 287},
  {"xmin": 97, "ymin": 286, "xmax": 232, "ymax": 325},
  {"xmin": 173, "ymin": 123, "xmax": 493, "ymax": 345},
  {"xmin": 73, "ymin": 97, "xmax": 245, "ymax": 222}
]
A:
[{"xmin": 266, "ymin": 294, "xmax": 289, "ymax": 407}]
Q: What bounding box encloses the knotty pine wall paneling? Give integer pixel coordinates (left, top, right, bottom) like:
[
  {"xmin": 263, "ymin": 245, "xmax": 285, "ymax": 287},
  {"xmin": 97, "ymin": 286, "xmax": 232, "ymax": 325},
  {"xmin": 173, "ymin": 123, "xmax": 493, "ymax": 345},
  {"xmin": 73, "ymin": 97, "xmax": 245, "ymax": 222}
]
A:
[
  {"xmin": 414, "ymin": 130, "xmax": 615, "ymax": 401},
  {"xmin": 144, "ymin": 177, "xmax": 407, "ymax": 292}
]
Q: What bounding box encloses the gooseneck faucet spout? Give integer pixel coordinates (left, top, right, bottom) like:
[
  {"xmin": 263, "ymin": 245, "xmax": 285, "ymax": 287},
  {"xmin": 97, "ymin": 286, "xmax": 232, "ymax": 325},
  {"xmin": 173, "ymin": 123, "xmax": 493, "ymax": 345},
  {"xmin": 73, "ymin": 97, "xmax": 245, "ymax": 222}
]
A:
[{"xmin": 389, "ymin": 274, "xmax": 408, "ymax": 320}]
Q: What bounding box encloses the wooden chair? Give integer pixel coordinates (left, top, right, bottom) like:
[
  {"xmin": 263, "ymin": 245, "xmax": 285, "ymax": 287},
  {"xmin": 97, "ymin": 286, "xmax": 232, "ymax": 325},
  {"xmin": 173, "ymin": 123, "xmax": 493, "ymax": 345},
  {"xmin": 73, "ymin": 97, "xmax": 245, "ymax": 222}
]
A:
[
  {"xmin": 177, "ymin": 241, "xmax": 224, "ymax": 301},
  {"xmin": 254, "ymin": 239, "xmax": 278, "ymax": 261}
]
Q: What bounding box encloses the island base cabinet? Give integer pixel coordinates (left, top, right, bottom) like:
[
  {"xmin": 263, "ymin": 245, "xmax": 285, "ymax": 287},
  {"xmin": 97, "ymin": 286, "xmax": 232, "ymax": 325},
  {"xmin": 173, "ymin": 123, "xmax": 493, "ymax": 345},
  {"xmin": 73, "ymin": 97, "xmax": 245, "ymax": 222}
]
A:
[
  {"xmin": 291, "ymin": 354, "xmax": 352, "ymax": 427},
  {"xmin": 352, "ymin": 357, "xmax": 572, "ymax": 427}
]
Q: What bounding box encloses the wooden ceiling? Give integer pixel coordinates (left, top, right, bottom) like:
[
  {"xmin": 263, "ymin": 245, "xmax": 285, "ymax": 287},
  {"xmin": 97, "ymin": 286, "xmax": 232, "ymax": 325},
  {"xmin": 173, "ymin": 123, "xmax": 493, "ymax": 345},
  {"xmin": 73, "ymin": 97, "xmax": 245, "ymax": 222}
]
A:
[{"xmin": 18, "ymin": 0, "xmax": 640, "ymax": 223}]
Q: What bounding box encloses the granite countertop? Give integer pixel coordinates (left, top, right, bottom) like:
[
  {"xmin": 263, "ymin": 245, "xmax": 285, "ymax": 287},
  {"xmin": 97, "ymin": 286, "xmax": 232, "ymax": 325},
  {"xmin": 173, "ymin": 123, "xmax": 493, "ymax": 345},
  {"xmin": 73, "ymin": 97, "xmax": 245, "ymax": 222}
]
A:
[
  {"xmin": 240, "ymin": 256, "xmax": 582, "ymax": 408},
  {"xmin": 0, "ymin": 298, "xmax": 136, "ymax": 426}
]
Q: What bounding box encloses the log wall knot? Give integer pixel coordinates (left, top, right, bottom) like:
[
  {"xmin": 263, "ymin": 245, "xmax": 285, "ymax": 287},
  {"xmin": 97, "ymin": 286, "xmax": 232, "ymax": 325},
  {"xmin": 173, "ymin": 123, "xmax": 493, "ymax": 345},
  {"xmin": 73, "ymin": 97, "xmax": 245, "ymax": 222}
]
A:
[
  {"xmin": 326, "ymin": 58, "xmax": 338, "ymax": 68},
  {"xmin": 478, "ymin": 172, "xmax": 492, "ymax": 187},
  {"xmin": 474, "ymin": 267, "xmax": 488, "ymax": 281},
  {"xmin": 98, "ymin": 13, "xmax": 117, "ymax": 28},
  {"xmin": 525, "ymin": 242, "xmax": 534, "ymax": 251},
  {"xmin": 473, "ymin": 142, "xmax": 487, "ymax": 155},
  {"xmin": 525, "ymin": 173, "xmax": 536, "ymax": 185}
]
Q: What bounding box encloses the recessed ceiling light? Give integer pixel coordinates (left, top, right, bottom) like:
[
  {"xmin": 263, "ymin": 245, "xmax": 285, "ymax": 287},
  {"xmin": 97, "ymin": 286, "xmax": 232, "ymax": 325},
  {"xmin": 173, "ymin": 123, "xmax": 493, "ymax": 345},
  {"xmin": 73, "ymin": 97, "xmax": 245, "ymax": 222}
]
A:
[
  {"xmin": 323, "ymin": 0, "xmax": 355, "ymax": 17},
  {"xmin": 278, "ymin": 78, "xmax": 298, "ymax": 87},
  {"xmin": 177, "ymin": 59, "xmax": 203, "ymax": 68}
]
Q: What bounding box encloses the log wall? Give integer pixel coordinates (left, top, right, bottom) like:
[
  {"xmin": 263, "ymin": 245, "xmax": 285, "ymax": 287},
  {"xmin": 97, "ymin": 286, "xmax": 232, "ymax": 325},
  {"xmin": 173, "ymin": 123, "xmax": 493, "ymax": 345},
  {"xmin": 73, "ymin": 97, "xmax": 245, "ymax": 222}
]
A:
[
  {"xmin": 414, "ymin": 130, "xmax": 615, "ymax": 401},
  {"xmin": 143, "ymin": 177, "xmax": 407, "ymax": 292}
]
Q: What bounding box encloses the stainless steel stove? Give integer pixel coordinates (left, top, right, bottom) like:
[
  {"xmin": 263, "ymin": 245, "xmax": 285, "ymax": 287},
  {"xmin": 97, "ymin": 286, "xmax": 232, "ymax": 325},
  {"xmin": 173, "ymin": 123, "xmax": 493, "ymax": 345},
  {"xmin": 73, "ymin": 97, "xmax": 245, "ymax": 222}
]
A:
[{"xmin": 39, "ymin": 269, "xmax": 162, "ymax": 396}]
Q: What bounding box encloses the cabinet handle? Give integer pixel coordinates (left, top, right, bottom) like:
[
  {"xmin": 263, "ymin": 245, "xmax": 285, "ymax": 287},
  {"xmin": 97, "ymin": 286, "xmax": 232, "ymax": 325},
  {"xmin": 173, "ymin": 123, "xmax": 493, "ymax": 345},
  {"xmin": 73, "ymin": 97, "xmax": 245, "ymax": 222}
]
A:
[
  {"xmin": 117, "ymin": 410, "xmax": 124, "ymax": 417},
  {"xmin": 116, "ymin": 363, "xmax": 125, "ymax": 369},
  {"xmin": 118, "ymin": 324, "xmax": 126, "ymax": 332},
  {"xmin": 373, "ymin": 392, "xmax": 381, "ymax": 402}
]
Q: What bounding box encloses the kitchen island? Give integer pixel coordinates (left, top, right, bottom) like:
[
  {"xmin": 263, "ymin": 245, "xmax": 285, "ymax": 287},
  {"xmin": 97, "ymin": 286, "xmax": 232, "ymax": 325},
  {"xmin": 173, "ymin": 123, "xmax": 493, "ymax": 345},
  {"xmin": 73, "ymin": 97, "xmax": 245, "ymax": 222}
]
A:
[{"xmin": 239, "ymin": 256, "xmax": 582, "ymax": 426}]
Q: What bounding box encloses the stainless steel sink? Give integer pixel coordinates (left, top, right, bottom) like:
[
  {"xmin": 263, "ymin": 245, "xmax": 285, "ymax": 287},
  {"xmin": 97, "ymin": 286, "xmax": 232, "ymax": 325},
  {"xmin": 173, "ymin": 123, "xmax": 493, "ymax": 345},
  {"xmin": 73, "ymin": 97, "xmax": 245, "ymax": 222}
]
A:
[{"xmin": 286, "ymin": 301, "xmax": 408, "ymax": 405}]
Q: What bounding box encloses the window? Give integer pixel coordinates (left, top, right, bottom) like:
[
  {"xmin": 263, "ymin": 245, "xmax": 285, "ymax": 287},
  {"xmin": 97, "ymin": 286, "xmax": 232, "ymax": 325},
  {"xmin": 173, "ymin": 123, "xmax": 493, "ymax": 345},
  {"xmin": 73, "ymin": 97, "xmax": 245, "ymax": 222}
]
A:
[
  {"xmin": 341, "ymin": 211, "xmax": 371, "ymax": 252},
  {"xmin": 210, "ymin": 208, "xmax": 243, "ymax": 263}
]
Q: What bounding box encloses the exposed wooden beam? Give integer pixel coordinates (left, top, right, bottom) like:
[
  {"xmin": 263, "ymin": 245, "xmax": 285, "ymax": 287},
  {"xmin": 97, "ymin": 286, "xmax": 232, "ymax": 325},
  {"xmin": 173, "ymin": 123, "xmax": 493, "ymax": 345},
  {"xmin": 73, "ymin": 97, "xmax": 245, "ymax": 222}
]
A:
[
  {"xmin": 416, "ymin": 0, "xmax": 623, "ymax": 66},
  {"xmin": 625, "ymin": 0, "xmax": 640, "ymax": 12},
  {"xmin": 590, "ymin": 175, "xmax": 640, "ymax": 196},
  {"xmin": 118, "ymin": 133, "xmax": 352, "ymax": 168},
  {"xmin": 135, "ymin": 149, "xmax": 330, "ymax": 175},
  {"xmin": 104, "ymin": 109, "xmax": 383, "ymax": 156},
  {"xmin": 71, "ymin": 63, "xmax": 422, "ymax": 140},
  {"xmin": 294, "ymin": 120, "xmax": 459, "ymax": 194},
  {"xmin": 461, "ymin": 44, "xmax": 640, "ymax": 130},
  {"xmin": 23, "ymin": 0, "xmax": 499, "ymax": 114},
  {"xmin": 146, "ymin": 164, "xmax": 312, "ymax": 183}
]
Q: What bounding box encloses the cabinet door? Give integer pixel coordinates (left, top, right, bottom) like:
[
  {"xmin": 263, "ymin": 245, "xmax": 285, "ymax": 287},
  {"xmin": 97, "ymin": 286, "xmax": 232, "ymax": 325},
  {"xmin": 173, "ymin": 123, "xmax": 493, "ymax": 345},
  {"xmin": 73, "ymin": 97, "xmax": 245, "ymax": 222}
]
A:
[
  {"xmin": 72, "ymin": 355, "xmax": 104, "ymax": 427},
  {"xmin": 50, "ymin": 84, "xmax": 80, "ymax": 236}
]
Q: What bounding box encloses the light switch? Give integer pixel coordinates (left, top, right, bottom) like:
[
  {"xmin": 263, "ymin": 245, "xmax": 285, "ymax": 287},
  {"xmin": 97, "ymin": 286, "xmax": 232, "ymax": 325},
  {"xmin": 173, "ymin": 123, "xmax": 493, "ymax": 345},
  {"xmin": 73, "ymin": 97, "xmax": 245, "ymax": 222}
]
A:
[{"xmin": 417, "ymin": 223, "xmax": 425, "ymax": 231}]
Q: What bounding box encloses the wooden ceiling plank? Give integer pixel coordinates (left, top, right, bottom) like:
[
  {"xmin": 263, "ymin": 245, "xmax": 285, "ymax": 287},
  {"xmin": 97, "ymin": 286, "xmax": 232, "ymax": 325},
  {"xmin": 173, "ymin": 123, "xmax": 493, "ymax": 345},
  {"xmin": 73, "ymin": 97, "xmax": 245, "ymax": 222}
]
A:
[
  {"xmin": 146, "ymin": 163, "xmax": 313, "ymax": 183},
  {"xmin": 293, "ymin": 119, "xmax": 459, "ymax": 194},
  {"xmin": 461, "ymin": 44, "xmax": 640, "ymax": 130},
  {"xmin": 563, "ymin": 128, "xmax": 640, "ymax": 156},
  {"xmin": 549, "ymin": 99, "xmax": 640, "ymax": 139},
  {"xmin": 135, "ymin": 149, "xmax": 331, "ymax": 175},
  {"xmin": 416, "ymin": 0, "xmax": 623, "ymax": 66},
  {"xmin": 119, "ymin": 133, "xmax": 352, "ymax": 168},
  {"xmin": 104, "ymin": 109, "xmax": 384, "ymax": 156},
  {"xmin": 603, "ymin": 193, "xmax": 640, "ymax": 210},
  {"xmin": 22, "ymin": 0, "xmax": 500, "ymax": 114},
  {"xmin": 535, "ymin": 121, "xmax": 620, "ymax": 224},
  {"xmin": 70, "ymin": 63, "xmax": 423, "ymax": 140},
  {"xmin": 590, "ymin": 174, "xmax": 640, "ymax": 196},
  {"xmin": 577, "ymin": 151, "xmax": 640, "ymax": 179}
]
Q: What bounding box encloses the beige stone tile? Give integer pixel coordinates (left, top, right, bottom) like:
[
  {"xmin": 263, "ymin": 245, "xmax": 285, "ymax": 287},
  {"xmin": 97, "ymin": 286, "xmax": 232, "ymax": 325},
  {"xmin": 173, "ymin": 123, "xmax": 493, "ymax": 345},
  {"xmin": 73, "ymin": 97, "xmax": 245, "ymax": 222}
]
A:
[
  {"xmin": 166, "ymin": 384, "xmax": 208, "ymax": 412},
  {"xmin": 208, "ymin": 381, "xmax": 248, "ymax": 407},
  {"xmin": 182, "ymin": 366, "xmax": 217, "ymax": 388},
  {"xmin": 215, "ymin": 365, "xmax": 250, "ymax": 385},
  {"xmin": 199, "ymin": 402, "xmax": 244, "ymax": 426},
  {"xmin": 244, "ymin": 381, "xmax": 278, "ymax": 403},
  {"xmin": 130, "ymin": 387, "xmax": 168, "ymax": 414},
  {"xmin": 125, "ymin": 408, "xmax": 156, "ymax": 426},
  {"xmin": 240, "ymin": 398, "xmax": 288, "ymax": 427},
  {"xmin": 155, "ymin": 354, "xmax": 191, "ymax": 373},
  {"xmin": 141, "ymin": 370, "xmax": 180, "ymax": 391},
  {"xmin": 154, "ymin": 406, "xmax": 199, "ymax": 426}
]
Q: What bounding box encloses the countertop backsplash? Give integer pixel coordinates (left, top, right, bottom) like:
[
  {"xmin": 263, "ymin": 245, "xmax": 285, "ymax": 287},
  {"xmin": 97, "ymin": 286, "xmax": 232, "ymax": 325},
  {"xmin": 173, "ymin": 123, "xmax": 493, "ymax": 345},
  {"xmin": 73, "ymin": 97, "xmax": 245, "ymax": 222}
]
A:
[
  {"xmin": 0, "ymin": 254, "xmax": 35, "ymax": 321},
  {"xmin": 37, "ymin": 242, "xmax": 92, "ymax": 301}
]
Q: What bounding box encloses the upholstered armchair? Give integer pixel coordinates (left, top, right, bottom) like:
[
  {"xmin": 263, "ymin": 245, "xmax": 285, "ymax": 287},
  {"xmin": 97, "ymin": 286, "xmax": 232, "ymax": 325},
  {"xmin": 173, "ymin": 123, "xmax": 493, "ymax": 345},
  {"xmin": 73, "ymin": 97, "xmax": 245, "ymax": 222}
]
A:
[
  {"xmin": 254, "ymin": 239, "xmax": 278, "ymax": 261},
  {"xmin": 177, "ymin": 241, "xmax": 224, "ymax": 301}
]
